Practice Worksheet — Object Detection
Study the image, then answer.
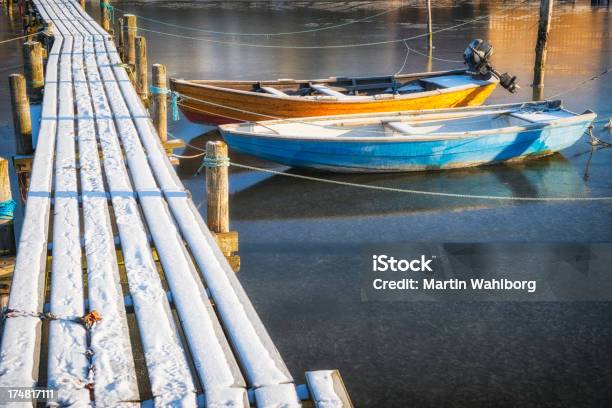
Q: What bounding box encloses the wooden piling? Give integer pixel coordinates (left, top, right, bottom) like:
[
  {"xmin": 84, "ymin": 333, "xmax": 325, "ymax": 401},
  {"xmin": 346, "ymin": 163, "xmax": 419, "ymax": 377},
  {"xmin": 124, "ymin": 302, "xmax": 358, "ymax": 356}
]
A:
[
  {"xmin": 533, "ymin": 0, "xmax": 553, "ymax": 98},
  {"xmin": 0, "ymin": 158, "xmax": 16, "ymax": 258},
  {"xmin": 118, "ymin": 17, "xmax": 124, "ymax": 60},
  {"xmin": 9, "ymin": 74, "xmax": 33, "ymax": 155},
  {"xmin": 152, "ymin": 64, "xmax": 167, "ymax": 143},
  {"xmin": 100, "ymin": 0, "xmax": 110, "ymax": 32},
  {"xmin": 135, "ymin": 36, "xmax": 148, "ymax": 104},
  {"xmin": 426, "ymin": 0, "xmax": 433, "ymax": 50},
  {"xmin": 206, "ymin": 141, "xmax": 229, "ymax": 234},
  {"xmin": 123, "ymin": 14, "xmax": 137, "ymax": 66},
  {"xmin": 22, "ymin": 41, "xmax": 44, "ymax": 103}
]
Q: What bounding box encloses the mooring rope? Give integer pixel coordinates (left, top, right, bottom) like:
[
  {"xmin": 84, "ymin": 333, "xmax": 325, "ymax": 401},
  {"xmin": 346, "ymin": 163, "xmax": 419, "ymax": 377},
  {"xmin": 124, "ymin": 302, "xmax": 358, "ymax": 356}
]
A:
[
  {"xmin": 547, "ymin": 68, "xmax": 611, "ymax": 99},
  {"xmin": 150, "ymin": 85, "xmax": 180, "ymax": 120},
  {"xmin": 135, "ymin": 14, "xmax": 492, "ymax": 49},
  {"xmin": 110, "ymin": 4, "xmax": 404, "ymax": 37},
  {"xmin": 0, "ymin": 200, "xmax": 16, "ymax": 221},
  {"xmin": 228, "ymin": 162, "xmax": 612, "ymax": 201},
  {"xmin": 115, "ymin": 0, "xmax": 531, "ymax": 50},
  {"xmin": 0, "ymin": 33, "xmax": 33, "ymax": 45}
]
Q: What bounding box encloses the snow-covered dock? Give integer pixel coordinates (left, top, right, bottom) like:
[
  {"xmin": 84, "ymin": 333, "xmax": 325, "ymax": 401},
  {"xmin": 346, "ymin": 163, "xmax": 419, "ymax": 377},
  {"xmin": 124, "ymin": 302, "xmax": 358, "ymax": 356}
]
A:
[{"xmin": 0, "ymin": 1, "xmax": 352, "ymax": 406}]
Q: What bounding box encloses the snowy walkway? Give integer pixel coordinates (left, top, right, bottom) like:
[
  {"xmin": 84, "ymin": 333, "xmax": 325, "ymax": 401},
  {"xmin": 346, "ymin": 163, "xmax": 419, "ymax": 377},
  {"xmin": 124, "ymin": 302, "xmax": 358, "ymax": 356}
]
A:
[{"xmin": 0, "ymin": 1, "xmax": 350, "ymax": 406}]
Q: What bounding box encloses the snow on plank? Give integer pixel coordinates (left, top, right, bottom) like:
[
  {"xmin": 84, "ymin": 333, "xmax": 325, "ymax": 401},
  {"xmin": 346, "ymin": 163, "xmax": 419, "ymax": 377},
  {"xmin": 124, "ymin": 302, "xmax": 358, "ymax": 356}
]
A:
[
  {"xmin": 102, "ymin": 36, "xmax": 297, "ymax": 395},
  {"xmin": 83, "ymin": 34, "xmax": 197, "ymax": 408},
  {"xmin": 73, "ymin": 31, "xmax": 140, "ymax": 406},
  {"xmin": 0, "ymin": 4, "xmax": 62, "ymax": 396},
  {"xmin": 93, "ymin": 34, "xmax": 249, "ymax": 406},
  {"xmin": 305, "ymin": 370, "xmax": 353, "ymax": 408},
  {"xmin": 36, "ymin": 4, "xmax": 90, "ymax": 404}
]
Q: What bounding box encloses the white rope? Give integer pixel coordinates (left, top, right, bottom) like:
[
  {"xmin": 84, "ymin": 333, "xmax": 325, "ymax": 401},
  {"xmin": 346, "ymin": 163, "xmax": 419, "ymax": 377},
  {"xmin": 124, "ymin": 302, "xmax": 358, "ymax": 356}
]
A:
[
  {"xmin": 135, "ymin": 12, "xmax": 497, "ymax": 49},
  {"xmin": 547, "ymin": 68, "xmax": 611, "ymax": 99},
  {"xmin": 406, "ymin": 46, "xmax": 463, "ymax": 63},
  {"xmin": 112, "ymin": 5, "xmax": 404, "ymax": 37},
  {"xmin": 171, "ymin": 152, "xmax": 206, "ymax": 159},
  {"xmin": 394, "ymin": 40, "xmax": 411, "ymax": 76},
  {"xmin": 0, "ymin": 33, "xmax": 32, "ymax": 45},
  {"xmin": 229, "ymin": 162, "xmax": 612, "ymax": 202}
]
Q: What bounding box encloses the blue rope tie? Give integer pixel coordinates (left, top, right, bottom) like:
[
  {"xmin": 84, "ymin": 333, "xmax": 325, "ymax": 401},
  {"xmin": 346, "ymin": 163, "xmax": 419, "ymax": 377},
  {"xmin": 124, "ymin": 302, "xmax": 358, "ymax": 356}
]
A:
[
  {"xmin": 101, "ymin": 2, "xmax": 114, "ymax": 24},
  {"xmin": 0, "ymin": 200, "xmax": 16, "ymax": 221},
  {"xmin": 196, "ymin": 156, "xmax": 230, "ymax": 175},
  {"xmin": 150, "ymin": 86, "xmax": 180, "ymax": 121}
]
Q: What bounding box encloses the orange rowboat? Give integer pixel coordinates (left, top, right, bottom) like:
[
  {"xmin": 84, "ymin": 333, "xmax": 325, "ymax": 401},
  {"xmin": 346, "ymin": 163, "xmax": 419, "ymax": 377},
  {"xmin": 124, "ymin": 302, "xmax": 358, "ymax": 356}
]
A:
[{"xmin": 170, "ymin": 69, "xmax": 500, "ymax": 125}]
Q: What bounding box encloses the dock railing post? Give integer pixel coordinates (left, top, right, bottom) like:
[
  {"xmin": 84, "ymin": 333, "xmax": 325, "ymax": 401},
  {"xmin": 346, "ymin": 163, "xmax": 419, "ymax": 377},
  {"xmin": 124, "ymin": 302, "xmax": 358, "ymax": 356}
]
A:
[
  {"xmin": 205, "ymin": 141, "xmax": 239, "ymax": 271},
  {"xmin": 100, "ymin": 0, "xmax": 110, "ymax": 33},
  {"xmin": 152, "ymin": 64, "xmax": 167, "ymax": 143},
  {"xmin": 0, "ymin": 158, "xmax": 15, "ymax": 319},
  {"xmin": 533, "ymin": 0, "xmax": 553, "ymax": 100},
  {"xmin": 0, "ymin": 158, "xmax": 15, "ymax": 259},
  {"xmin": 23, "ymin": 41, "xmax": 44, "ymax": 103},
  {"xmin": 426, "ymin": 0, "xmax": 433, "ymax": 50},
  {"xmin": 135, "ymin": 36, "xmax": 148, "ymax": 105},
  {"xmin": 118, "ymin": 17, "xmax": 124, "ymax": 60},
  {"xmin": 206, "ymin": 141, "xmax": 229, "ymax": 234},
  {"xmin": 9, "ymin": 74, "xmax": 33, "ymax": 155},
  {"xmin": 123, "ymin": 14, "xmax": 137, "ymax": 66}
]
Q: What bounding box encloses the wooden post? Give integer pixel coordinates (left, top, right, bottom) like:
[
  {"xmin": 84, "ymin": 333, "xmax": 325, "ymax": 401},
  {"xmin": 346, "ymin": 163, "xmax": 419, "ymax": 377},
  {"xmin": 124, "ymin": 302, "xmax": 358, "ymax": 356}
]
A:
[
  {"xmin": 426, "ymin": 0, "xmax": 433, "ymax": 50},
  {"xmin": 206, "ymin": 141, "xmax": 229, "ymax": 234},
  {"xmin": 79, "ymin": 0, "xmax": 85, "ymax": 9},
  {"xmin": 533, "ymin": 0, "xmax": 553, "ymax": 97},
  {"xmin": 0, "ymin": 158, "xmax": 16, "ymax": 258},
  {"xmin": 152, "ymin": 64, "xmax": 167, "ymax": 143},
  {"xmin": 6, "ymin": 0, "xmax": 13, "ymax": 18},
  {"xmin": 118, "ymin": 17, "xmax": 124, "ymax": 60},
  {"xmin": 123, "ymin": 14, "xmax": 137, "ymax": 66},
  {"xmin": 9, "ymin": 74, "xmax": 33, "ymax": 155},
  {"xmin": 22, "ymin": 41, "xmax": 44, "ymax": 103},
  {"xmin": 135, "ymin": 36, "xmax": 148, "ymax": 104},
  {"xmin": 100, "ymin": 0, "xmax": 110, "ymax": 33}
]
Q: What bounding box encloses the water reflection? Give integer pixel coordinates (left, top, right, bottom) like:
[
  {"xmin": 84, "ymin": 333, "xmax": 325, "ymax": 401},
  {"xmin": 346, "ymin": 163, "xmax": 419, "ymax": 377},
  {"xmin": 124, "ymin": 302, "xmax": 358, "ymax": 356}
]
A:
[{"xmin": 227, "ymin": 154, "xmax": 586, "ymax": 220}]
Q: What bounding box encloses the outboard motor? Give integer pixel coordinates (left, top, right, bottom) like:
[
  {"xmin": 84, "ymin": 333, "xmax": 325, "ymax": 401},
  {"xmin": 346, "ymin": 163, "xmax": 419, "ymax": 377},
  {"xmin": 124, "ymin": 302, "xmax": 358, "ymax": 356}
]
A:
[{"xmin": 463, "ymin": 39, "xmax": 519, "ymax": 93}]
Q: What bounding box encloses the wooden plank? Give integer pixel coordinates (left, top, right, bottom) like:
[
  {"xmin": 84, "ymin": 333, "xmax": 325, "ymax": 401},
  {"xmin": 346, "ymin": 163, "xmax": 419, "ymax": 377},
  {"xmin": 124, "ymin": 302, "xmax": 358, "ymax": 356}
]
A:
[
  {"xmin": 79, "ymin": 28, "xmax": 198, "ymax": 408},
  {"xmin": 310, "ymin": 84, "xmax": 347, "ymax": 98},
  {"xmin": 0, "ymin": 0, "xmax": 62, "ymax": 395},
  {"xmin": 38, "ymin": 2, "xmax": 90, "ymax": 403},
  {"xmin": 103, "ymin": 33, "xmax": 296, "ymax": 391},
  {"xmin": 91, "ymin": 33, "xmax": 248, "ymax": 406},
  {"xmin": 254, "ymin": 384, "xmax": 301, "ymax": 408},
  {"xmin": 42, "ymin": 2, "xmax": 198, "ymax": 405},
  {"xmin": 62, "ymin": 3, "xmax": 250, "ymax": 402},
  {"xmin": 73, "ymin": 30, "xmax": 140, "ymax": 406},
  {"xmin": 306, "ymin": 370, "xmax": 353, "ymax": 408},
  {"xmin": 260, "ymin": 86, "xmax": 287, "ymax": 96}
]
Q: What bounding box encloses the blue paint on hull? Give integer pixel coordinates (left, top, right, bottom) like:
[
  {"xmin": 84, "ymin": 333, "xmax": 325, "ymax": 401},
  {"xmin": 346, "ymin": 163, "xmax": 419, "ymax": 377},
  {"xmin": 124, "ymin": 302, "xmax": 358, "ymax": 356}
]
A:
[{"xmin": 222, "ymin": 121, "xmax": 592, "ymax": 172}]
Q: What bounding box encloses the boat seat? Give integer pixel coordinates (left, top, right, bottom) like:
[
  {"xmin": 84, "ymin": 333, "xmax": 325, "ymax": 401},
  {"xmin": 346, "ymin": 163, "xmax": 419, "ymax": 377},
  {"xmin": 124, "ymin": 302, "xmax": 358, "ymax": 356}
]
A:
[
  {"xmin": 310, "ymin": 84, "xmax": 348, "ymax": 98},
  {"xmin": 509, "ymin": 111, "xmax": 560, "ymax": 123},
  {"xmin": 259, "ymin": 86, "xmax": 288, "ymax": 96},
  {"xmin": 386, "ymin": 122, "xmax": 442, "ymax": 135},
  {"xmin": 397, "ymin": 83, "xmax": 425, "ymax": 93}
]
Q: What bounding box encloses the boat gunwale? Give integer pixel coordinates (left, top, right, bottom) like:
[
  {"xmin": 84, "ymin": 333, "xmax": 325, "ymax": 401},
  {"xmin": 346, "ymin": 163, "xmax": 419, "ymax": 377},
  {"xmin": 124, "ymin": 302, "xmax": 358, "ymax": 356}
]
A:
[
  {"xmin": 170, "ymin": 69, "xmax": 498, "ymax": 104},
  {"xmin": 219, "ymin": 101, "xmax": 597, "ymax": 143}
]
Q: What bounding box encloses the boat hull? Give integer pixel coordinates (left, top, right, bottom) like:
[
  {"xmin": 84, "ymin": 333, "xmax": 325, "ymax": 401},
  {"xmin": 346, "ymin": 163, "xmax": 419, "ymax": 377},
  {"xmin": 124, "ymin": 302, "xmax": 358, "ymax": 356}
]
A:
[
  {"xmin": 221, "ymin": 121, "xmax": 591, "ymax": 173},
  {"xmin": 172, "ymin": 77, "xmax": 498, "ymax": 125}
]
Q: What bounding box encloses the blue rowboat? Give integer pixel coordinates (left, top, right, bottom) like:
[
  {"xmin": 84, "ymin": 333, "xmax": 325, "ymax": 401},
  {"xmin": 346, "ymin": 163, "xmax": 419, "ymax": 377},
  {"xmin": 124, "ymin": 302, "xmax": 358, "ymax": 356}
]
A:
[{"xmin": 219, "ymin": 101, "xmax": 596, "ymax": 173}]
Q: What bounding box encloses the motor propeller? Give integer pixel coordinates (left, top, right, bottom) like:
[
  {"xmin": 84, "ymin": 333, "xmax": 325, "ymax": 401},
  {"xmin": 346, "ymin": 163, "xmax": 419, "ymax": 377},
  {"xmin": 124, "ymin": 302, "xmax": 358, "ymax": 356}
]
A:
[{"xmin": 463, "ymin": 39, "xmax": 519, "ymax": 93}]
